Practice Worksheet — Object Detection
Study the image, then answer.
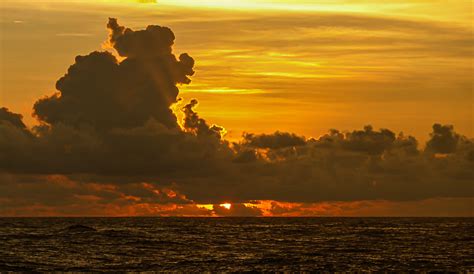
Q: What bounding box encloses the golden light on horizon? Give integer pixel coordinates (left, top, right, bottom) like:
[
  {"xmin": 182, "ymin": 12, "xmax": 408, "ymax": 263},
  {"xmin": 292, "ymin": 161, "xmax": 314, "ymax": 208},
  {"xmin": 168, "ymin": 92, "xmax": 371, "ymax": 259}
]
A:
[
  {"xmin": 220, "ymin": 203, "xmax": 232, "ymax": 210},
  {"xmin": 196, "ymin": 204, "xmax": 213, "ymax": 211}
]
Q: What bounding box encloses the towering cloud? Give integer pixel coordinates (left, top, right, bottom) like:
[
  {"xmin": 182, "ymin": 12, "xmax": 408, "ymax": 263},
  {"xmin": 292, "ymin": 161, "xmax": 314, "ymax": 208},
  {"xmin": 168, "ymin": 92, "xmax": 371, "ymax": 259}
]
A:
[
  {"xmin": 0, "ymin": 18, "xmax": 473, "ymax": 216},
  {"xmin": 2, "ymin": 19, "xmax": 230, "ymax": 176},
  {"xmin": 34, "ymin": 18, "xmax": 194, "ymax": 130}
]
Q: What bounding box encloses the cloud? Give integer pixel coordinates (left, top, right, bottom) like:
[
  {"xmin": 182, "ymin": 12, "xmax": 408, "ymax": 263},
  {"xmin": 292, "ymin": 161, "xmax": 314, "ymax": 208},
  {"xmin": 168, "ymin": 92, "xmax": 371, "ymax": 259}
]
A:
[
  {"xmin": 256, "ymin": 198, "xmax": 474, "ymax": 217},
  {"xmin": 0, "ymin": 173, "xmax": 470, "ymax": 217},
  {"xmin": 34, "ymin": 17, "xmax": 195, "ymax": 132},
  {"xmin": 4, "ymin": 19, "xmax": 229, "ymax": 176},
  {"xmin": 183, "ymin": 125, "xmax": 472, "ymax": 203},
  {"xmin": 426, "ymin": 123, "xmax": 460, "ymax": 154},
  {"xmin": 315, "ymin": 125, "xmax": 397, "ymax": 155},
  {"xmin": 0, "ymin": 172, "xmax": 214, "ymax": 216},
  {"xmin": 212, "ymin": 203, "xmax": 263, "ymax": 217},
  {"xmin": 182, "ymin": 99, "xmax": 225, "ymax": 139},
  {"xmin": 241, "ymin": 131, "xmax": 306, "ymax": 149},
  {"xmin": 0, "ymin": 107, "xmax": 27, "ymax": 129},
  {"xmin": 0, "ymin": 18, "xmax": 473, "ymax": 216}
]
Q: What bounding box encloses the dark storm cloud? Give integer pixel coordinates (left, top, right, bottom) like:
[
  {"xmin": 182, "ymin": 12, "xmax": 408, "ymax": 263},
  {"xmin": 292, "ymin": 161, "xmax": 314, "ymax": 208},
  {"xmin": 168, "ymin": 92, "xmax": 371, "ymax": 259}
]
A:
[{"xmin": 0, "ymin": 18, "xmax": 473, "ymax": 212}]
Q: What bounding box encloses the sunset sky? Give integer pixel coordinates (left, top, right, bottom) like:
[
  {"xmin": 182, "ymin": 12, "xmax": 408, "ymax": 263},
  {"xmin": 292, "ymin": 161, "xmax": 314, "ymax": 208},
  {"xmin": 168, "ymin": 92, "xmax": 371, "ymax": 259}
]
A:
[{"xmin": 0, "ymin": 0, "xmax": 472, "ymax": 216}]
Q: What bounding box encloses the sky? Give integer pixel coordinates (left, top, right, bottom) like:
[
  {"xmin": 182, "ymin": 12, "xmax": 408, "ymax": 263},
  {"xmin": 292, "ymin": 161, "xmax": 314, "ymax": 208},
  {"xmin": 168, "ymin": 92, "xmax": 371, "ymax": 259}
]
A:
[{"xmin": 0, "ymin": 0, "xmax": 473, "ymax": 216}]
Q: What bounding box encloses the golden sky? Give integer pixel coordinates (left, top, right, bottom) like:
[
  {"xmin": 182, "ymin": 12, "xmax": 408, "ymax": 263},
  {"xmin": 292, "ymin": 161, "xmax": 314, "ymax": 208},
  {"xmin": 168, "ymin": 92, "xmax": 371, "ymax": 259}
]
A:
[
  {"xmin": 0, "ymin": 0, "xmax": 473, "ymax": 216},
  {"xmin": 1, "ymin": 0, "xmax": 472, "ymax": 143}
]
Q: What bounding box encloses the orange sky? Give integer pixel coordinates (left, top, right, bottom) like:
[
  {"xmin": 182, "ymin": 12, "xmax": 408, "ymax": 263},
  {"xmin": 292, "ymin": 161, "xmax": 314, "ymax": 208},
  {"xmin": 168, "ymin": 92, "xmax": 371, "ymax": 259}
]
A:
[{"xmin": 0, "ymin": 0, "xmax": 472, "ymax": 217}]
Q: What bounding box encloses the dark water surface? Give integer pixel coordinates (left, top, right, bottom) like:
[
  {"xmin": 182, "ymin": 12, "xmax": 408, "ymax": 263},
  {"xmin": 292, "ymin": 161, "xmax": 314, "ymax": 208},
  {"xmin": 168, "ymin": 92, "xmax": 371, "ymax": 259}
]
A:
[{"xmin": 0, "ymin": 217, "xmax": 472, "ymax": 271}]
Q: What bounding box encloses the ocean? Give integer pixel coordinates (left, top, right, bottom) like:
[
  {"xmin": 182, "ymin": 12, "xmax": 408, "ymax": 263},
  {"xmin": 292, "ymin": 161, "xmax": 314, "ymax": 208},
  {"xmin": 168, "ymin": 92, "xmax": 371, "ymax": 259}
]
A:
[{"xmin": 0, "ymin": 217, "xmax": 472, "ymax": 271}]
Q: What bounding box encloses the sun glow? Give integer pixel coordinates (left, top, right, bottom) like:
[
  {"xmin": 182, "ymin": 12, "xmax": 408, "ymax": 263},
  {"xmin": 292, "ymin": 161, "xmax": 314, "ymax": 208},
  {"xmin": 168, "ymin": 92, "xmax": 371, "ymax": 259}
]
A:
[{"xmin": 220, "ymin": 203, "xmax": 232, "ymax": 210}]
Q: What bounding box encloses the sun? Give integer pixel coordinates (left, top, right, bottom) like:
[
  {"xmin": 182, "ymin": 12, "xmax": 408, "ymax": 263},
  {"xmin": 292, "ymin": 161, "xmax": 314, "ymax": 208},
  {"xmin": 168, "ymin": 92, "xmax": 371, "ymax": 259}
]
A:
[{"xmin": 220, "ymin": 203, "xmax": 232, "ymax": 210}]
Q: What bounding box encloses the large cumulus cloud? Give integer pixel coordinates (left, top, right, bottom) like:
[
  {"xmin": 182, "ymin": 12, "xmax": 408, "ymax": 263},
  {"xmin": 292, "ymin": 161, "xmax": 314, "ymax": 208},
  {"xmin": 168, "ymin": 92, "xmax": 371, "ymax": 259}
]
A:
[
  {"xmin": 34, "ymin": 18, "xmax": 194, "ymax": 130},
  {"xmin": 2, "ymin": 18, "xmax": 229, "ymax": 176},
  {"xmin": 0, "ymin": 19, "xmax": 473, "ymax": 215}
]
